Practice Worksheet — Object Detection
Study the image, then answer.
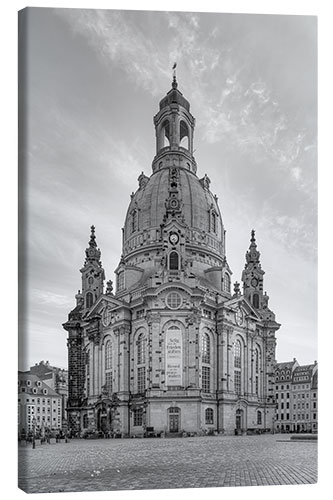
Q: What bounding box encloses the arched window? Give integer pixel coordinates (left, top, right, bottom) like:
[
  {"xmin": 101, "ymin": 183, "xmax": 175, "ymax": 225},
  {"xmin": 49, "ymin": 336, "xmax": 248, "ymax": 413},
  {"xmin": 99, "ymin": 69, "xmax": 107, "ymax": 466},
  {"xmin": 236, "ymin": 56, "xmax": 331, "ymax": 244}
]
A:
[
  {"xmin": 86, "ymin": 292, "xmax": 93, "ymax": 308},
  {"xmin": 83, "ymin": 414, "xmax": 88, "ymax": 429},
  {"xmin": 201, "ymin": 331, "xmax": 211, "ymax": 392},
  {"xmin": 202, "ymin": 332, "xmax": 210, "ymax": 364},
  {"xmin": 253, "ymin": 293, "xmax": 259, "ymax": 309},
  {"xmin": 224, "ymin": 273, "xmax": 231, "ymax": 293},
  {"xmin": 212, "ymin": 212, "xmax": 217, "ymax": 233},
  {"xmin": 160, "ymin": 120, "xmax": 170, "ymax": 148},
  {"xmin": 234, "ymin": 340, "xmax": 242, "ymax": 395},
  {"xmin": 255, "ymin": 347, "xmax": 260, "ymax": 396},
  {"xmin": 257, "ymin": 410, "xmax": 262, "ymax": 425},
  {"xmin": 169, "ymin": 251, "xmax": 179, "ymax": 270},
  {"xmin": 105, "ymin": 341, "xmax": 112, "ymax": 370},
  {"xmin": 137, "ymin": 332, "xmax": 146, "ymax": 394},
  {"xmin": 137, "ymin": 332, "xmax": 146, "ymax": 365},
  {"xmin": 117, "ymin": 271, "xmax": 125, "ymax": 291},
  {"xmin": 205, "ymin": 408, "xmax": 214, "ymax": 424},
  {"xmin": 105, "ymin": 340, "xmax": 112, "ymax": 393},
  {"xmin": 131, "ymin": 210, "xmax": 138, "ymax": 233},
  {"xmin": 180, "ymin": 120, "xmax": 189, "ymax": 150}
]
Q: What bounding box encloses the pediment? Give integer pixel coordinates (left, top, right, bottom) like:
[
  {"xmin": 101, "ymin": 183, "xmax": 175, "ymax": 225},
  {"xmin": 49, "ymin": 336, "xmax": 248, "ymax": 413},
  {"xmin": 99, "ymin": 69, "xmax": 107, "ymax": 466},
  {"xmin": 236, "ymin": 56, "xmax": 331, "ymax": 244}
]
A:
[
  {"xmin": 85, "ymin": 293, "xmax": 129, "ymax": 319},
  {"xmin": 224, "ymin": 295, "xmax": 262, "ymax": 321},
  {"xmin": 163, "ymin": 217, "xmax": 188, "ymax": 232}
]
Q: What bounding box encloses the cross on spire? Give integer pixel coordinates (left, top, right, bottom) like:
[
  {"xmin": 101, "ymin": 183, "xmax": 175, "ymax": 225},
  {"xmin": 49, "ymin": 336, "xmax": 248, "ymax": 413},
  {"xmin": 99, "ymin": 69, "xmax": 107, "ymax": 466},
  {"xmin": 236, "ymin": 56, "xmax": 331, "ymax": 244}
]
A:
[
  {"xmin": 172, "ymin": 62, "xmax": 178, "ymax": 88},
  {"xmin": 89, "ymin": 225, "xmax": 97, "ymax": 247}
]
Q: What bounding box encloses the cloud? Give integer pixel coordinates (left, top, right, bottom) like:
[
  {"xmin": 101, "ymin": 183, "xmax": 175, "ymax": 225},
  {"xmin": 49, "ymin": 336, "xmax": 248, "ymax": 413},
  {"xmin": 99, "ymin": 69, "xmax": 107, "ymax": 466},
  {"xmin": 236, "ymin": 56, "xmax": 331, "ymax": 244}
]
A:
[{"xmin": 31, "ymin": 289, "xmax": 73, "ymax": 308}]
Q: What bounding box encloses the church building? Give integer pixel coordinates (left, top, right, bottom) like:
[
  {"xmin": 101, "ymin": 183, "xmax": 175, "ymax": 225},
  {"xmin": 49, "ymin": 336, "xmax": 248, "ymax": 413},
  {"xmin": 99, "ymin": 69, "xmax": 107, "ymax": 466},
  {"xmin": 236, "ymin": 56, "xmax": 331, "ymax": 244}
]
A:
[{"xmin": 63, "ymin": 76, "xmax": 280, "ymax": 437}]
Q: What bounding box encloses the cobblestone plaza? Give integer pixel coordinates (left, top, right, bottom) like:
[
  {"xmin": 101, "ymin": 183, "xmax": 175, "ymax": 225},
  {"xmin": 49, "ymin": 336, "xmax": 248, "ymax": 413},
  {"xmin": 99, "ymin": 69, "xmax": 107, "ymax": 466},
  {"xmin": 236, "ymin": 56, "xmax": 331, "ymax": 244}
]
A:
[{"xmin": 18, "ymin": 434, "xmax": 317, "ymax": 493}]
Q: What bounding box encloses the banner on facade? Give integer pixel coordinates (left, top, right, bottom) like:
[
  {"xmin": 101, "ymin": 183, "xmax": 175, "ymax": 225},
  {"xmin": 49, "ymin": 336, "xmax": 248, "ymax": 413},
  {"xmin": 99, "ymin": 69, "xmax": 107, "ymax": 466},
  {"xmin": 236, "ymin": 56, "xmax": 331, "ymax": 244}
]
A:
[{"xmin": 166, "ymin": 328, "xmax": 182, "ymax": 386}]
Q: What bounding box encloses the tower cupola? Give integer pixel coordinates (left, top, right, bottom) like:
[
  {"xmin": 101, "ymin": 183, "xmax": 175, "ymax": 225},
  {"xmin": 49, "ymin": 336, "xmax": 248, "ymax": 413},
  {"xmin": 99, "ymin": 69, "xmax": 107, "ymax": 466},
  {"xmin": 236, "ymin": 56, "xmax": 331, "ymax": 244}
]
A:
[
  {"xmin": 241, "ymin": 230, "xmax": 265, "ymax": 309},
  {"xmin": 80, "ymin": 225, "xmax": 105, "ymax": 309},
  {"xmin": 152, "ymin": 66, "xmax": 196, "ymax": 174}
]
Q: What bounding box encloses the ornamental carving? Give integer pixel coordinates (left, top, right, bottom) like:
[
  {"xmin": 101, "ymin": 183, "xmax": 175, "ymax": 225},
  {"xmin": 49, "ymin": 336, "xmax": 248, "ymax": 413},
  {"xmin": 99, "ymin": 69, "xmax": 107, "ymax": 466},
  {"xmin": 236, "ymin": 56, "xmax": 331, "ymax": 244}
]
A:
[
  {"xmin": 146, "ymin": 311, "xmax": 161, "ymax": 325},
  {"xmin": 185, "ymin": 309, "xmax": 200, "ymax": 326}
]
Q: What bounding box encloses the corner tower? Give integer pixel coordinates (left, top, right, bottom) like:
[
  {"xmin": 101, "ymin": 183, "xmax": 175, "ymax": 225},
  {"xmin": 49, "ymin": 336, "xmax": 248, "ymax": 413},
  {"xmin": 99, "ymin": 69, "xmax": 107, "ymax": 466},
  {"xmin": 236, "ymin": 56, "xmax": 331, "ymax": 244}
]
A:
[{"xmin": 80, "ymin": 225, "xmax": 105, "ymax": 309}]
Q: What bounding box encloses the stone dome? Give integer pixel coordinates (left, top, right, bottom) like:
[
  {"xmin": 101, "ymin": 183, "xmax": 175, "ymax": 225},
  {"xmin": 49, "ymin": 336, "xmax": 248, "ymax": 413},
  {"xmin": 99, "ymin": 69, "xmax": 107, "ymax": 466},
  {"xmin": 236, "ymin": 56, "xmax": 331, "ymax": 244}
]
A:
[
  {"xmin": 123, "ymin": 165, "xmax": 225, "ymax": 263},
  {"xmin": 115, "ymin": 78, "xmax": 231, "ymax": 294}
]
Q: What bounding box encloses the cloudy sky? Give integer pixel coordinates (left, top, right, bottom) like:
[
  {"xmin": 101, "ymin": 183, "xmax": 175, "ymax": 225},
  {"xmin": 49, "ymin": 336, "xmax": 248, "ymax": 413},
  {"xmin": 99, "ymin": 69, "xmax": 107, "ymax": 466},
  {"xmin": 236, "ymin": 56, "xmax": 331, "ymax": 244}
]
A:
[{"xmin": 18, "ymin": 7, "xmax": 317, "ymax": 371}]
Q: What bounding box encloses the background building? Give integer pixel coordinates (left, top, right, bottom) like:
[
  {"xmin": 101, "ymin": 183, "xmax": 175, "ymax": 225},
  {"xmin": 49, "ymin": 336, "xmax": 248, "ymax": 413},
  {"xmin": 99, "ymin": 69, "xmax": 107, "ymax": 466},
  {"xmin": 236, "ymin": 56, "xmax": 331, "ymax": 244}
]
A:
[
  {"xmin": 275, "ymin": 359, "xmax": 318, "ymax": 433},
  {"xmin": 63, "ymin": 78, "xmax": 280, "ymax": 437},
  {"xmin": 18, "ymin": 371, "xmax": 62, "ymax": 437},
  {"xmin": 291, "ymin": 362, "xmax": 318, "ymax": 433},
  {"xmin": 29, "ymin": 360, "xmax": 68, "ymax": 426},
  {"xmin": 274, "ymin": 359, "xmax": 298, "ymax": 432},
  {"xmin": 310, "ymin": 369, "xmax": 318, "ymax": 433}
]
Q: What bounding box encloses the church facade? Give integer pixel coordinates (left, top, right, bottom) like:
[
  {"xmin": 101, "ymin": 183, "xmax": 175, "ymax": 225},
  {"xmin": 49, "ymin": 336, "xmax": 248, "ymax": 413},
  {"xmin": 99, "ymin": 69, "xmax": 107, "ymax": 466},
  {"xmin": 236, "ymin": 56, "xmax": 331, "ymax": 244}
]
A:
[{"xmin": 63, "ymin": 77, "xmax": 280, "ymax": 437}]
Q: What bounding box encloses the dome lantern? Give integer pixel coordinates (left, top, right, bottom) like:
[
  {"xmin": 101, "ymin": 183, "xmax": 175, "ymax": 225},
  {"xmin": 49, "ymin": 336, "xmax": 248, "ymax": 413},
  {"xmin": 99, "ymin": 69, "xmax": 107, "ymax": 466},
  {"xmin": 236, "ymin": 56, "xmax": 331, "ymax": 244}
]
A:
[{"xmin": 152, "ymin": 70, "xmax": 196, "ymax": 174}]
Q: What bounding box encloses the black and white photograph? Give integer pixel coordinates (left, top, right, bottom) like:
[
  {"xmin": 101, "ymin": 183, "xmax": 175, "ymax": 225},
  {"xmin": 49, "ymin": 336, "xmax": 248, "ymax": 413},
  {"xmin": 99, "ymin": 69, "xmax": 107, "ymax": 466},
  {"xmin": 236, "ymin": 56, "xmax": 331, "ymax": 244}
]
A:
[{"xmin": 15, "ymin": 2, "xmax": 320, "ymax": 496}]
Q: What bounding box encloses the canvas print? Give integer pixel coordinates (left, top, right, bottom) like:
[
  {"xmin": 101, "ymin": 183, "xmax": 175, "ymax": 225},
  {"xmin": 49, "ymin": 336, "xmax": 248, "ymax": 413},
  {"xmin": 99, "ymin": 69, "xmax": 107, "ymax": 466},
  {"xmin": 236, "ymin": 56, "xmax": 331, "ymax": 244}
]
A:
[{"xmin": 18, "ymin": 7, "xmax": 318, "ymax": 494}]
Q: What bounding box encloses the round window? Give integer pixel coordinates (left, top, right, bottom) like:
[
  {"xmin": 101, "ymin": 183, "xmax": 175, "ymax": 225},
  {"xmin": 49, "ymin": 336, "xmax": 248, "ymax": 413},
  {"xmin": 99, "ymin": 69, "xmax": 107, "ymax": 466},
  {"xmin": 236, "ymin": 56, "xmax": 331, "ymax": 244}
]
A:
[{"xmin": 166, "ymin": 292, "xmax": 182, "ymax": 310}]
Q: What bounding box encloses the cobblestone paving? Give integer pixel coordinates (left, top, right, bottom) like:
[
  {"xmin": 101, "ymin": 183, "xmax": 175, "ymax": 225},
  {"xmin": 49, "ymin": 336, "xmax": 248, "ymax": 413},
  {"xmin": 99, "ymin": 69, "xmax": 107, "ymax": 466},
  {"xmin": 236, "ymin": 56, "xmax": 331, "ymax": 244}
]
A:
[{"xmin": 18, "ymin": 434, "xmax": 317, "ymax": 493}]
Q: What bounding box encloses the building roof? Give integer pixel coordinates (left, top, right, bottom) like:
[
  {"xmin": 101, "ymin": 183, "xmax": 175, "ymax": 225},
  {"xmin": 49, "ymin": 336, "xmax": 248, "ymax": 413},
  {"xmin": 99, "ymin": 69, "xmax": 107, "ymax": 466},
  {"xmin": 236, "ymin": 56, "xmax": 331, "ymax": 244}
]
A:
[
  {"xmin": 18, "ymin": 371, "xmax": 60, "ymax": 398},
  {"xmin": 275, "ymin": 360, "xmax": 297, "ymax": 370},
  {"xmin": 292, "ymin": 364, "xmax": 316, "ymax": 383}
]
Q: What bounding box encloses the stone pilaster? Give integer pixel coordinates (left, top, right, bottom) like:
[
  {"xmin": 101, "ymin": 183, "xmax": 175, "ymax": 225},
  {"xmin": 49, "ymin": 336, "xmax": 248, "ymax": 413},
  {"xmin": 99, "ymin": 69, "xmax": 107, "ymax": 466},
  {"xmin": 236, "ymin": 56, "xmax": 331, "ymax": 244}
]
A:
[{"xmin": 147, "ymin": 312, "xmax": 161, "ymax": 390}]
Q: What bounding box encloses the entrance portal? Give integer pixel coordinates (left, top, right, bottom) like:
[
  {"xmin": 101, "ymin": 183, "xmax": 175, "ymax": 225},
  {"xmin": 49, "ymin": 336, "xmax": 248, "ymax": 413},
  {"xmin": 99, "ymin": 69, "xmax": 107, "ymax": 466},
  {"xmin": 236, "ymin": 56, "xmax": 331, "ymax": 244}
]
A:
[
  {"xmin": 168, "ymin": 407, "xmax": 180, "ymax": 433},
  {"xmin": 236, "ymin": 409, "xmax": 243, "ymax": 431}
]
